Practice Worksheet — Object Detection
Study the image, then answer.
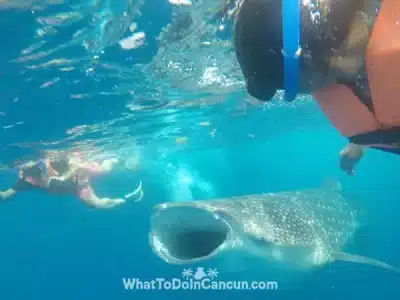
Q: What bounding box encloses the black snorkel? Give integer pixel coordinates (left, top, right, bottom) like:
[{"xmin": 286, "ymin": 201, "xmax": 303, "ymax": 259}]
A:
[
  {"xmin": 234, "ymin": 0, "xmax": 369, "ymax": 103},
  {"xmin": 282, "ymin": 0, "xmax": 301, "ymax": 102}
]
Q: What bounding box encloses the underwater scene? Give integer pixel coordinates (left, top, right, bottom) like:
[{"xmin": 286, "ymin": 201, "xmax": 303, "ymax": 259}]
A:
[{"xmin": 0, "ymin": 0, "xmax": 399, "ymax": 299}]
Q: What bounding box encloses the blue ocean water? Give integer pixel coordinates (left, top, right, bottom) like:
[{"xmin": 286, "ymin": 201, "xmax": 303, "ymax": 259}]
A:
[{"xmin": 0, "ymin": 1, "xmax": 399, "ymax": 299}]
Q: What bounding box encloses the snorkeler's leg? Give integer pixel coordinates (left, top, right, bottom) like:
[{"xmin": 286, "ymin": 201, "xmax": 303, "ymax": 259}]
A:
[
  {"xmin": 0, "ymin": 188, "xmax": 17, "ymax": 201},
  {"xmin": 339, "ymin": 143, "xmax": 365, "ymax": 175},
  {"xmin": 77, "ymin": 185, "xmax": 125, "ymax": 209},
  {"xmin": 0, "ymin": 177, "xmax": 37, "ymax": 201}
]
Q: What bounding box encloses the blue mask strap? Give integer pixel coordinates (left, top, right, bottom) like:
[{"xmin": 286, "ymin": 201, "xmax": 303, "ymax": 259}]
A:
[{"xmin": 282, "ymin": 0, "xmax": 301, "ymax": 102}]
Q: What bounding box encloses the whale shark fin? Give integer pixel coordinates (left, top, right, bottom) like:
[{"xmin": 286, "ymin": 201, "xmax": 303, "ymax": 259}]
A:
[{"xmin": 332, "ymin": 251, "xmax": 400, "ymax": 274}]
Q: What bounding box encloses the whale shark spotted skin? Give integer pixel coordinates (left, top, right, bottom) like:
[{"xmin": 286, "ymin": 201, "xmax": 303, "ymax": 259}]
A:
[{"xmin": 149, "ymin": 188, "xmax": 400, "ymax": 273}]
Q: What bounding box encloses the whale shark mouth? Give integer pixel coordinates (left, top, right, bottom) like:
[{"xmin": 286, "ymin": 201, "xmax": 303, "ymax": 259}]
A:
[{"xmin": 149, "ymin": 204, "xmax": 231, "ymax": 264}]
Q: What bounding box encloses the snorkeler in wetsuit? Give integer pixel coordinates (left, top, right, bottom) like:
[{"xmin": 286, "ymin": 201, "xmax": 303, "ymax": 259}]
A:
[
  {"xmin": 0, "ymin": 156, "xmax": 139, "ymax": 209},
  {"xmin": 233, "ymin": 0, "xmax": 400, "ymax": 175}
]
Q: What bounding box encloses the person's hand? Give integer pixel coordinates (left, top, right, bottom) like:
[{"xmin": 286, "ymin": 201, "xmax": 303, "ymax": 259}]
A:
[
  {"xmin": 339, "ymin": 143, "xmax": 364, "ymax": 175},
  {"xmin": 115, "ymin": 198, "xmax": 126, "ymax": 205}
]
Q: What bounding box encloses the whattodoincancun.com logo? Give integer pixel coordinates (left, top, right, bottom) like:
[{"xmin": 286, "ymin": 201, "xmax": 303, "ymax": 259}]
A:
[{"xmin": 122, "ymin": 267, "xmax": 278, "ymax": 291}]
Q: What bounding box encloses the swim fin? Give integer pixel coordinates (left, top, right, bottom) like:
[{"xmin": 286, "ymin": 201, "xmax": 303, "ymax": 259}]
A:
[{"xmin": 124, "ymin": 180, "xmax": 144, "ymax": 202}]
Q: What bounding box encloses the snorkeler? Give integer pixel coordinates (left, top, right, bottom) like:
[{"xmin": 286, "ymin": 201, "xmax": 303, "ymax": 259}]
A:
[
  {"xmin": 233, "ymin": 0, "xmax": 400, "ymax": 175},
  {"xmin": 0, "ymin": 155, "xmax": 142, "ymax": 208}
]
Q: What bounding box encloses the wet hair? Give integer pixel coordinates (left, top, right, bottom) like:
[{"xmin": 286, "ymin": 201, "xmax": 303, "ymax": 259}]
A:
[
  {"xmin": 234, "ymin": 0, "xmax": 367, "ymax": 101},
  {"xmin": 22, "ymin": 164, "xmax": 43, "ymax": 178},
  {"xmin": 50, "ymin": 157, "xmax": 70, "ymax": 175}
]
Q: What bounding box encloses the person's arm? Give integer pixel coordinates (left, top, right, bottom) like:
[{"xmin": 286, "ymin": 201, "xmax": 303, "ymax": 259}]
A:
[
  {"xmin": 46, "ymin": 163, "xmax": 80, "ymax": 186},
  {"xmin": 81, "ymin": 196, "xmax": 126, "ymax": 209},
  {"xmin": 78, "ymin": 184, "xmax": 125, "ymax": 209},
  {"xmin": 0, "ymin": 189, "xmax": 17, "ymax": 201},
  {"xmin": 339, "ymin": 143, "xmax": 365, "ymax": 175}
]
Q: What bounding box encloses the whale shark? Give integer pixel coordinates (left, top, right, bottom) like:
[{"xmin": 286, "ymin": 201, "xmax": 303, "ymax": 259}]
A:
[{"xmin": 149, "ymin": 187, "xmax": 400, "ymax": 273}]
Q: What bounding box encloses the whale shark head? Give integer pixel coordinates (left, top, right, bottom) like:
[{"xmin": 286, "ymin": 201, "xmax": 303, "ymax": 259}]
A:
[
  {"xmin": 149, "ymin": 189, "xmax": 356, "ymax": 268},
  {"xmin": 149, "ymin": 191, "xmax": 400, "ymax": 275},
  {"xmin": 149, "ymin": 202, "xmax": 239, "ymax": 264}
]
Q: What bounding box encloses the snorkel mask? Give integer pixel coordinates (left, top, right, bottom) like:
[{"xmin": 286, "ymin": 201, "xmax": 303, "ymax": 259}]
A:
[
  {"xmin": 282, "ymin": 0, "xmax": 301, "ymax": 102},
  {"xmin": 234, "ymin": 0, "xmax": 369, "ymax": 103}
]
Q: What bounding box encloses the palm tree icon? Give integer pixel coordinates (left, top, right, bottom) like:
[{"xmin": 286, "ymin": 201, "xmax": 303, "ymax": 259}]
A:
[
  {"xmin": 206, "ymin": 268, "xmax": 219, "ymax": 279},
  {"xmin": 181, "ymin": 269, "xmax": 193, "ymax": 280}
]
